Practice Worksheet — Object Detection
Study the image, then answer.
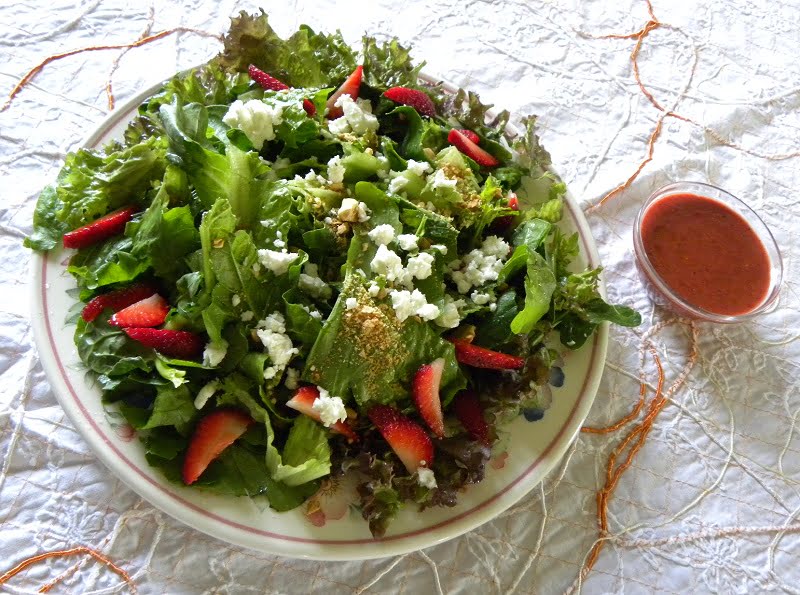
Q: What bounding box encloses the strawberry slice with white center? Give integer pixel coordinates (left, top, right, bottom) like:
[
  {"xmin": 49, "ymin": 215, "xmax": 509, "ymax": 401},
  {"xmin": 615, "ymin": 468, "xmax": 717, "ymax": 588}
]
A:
[
  {"xmin": 454, "ymin": 128, "xmax": 480, "ymax": 144},
  {"xmin": 286, "ymin": 386, "xmax": 358, "ymax": 442},
  {"xmin": 383, "ymin": 87, "xmax": 437, "ymax": 118},
  {"xmin": 62, "ymin": 206, "xmax": 137, "ymax": 249},
  {"xmin": 182, "ymin": 409, "xmax": 255, "ymax": 485},
  {"xmin": 447, "ymin": 129, "xmax": 500, "ymax": 168},
  {"xmin": 448, "ymin": 338, "xmax": 525, "ymax": 370},
  {"xmin": 123, "ymin": 328, "xmax": 204, "ymax": 359},
  {"xmin": 248, "ymin": 64, "xmax": 316, "ymax": 116},
  {"xmin": 453, "ymin": 390, "xmax": 490, "ymax": 445},
  {"xmin": 326, "ymin": 65, "xmax": 363, "ymax": 119},
  {"xmin": 109, "ymin": 294, "xmax": 169, "ymax": 328},
  {"xmin": 367, "ymin": 404, "xmax": 434, "ymax": 474},
  {"xmin": 411, "ymin": 358, "xmax": 445, "ymax": 438},
  {"xmin": 81, "ymin": 282, "xmax": 159, "ymax": 322}
]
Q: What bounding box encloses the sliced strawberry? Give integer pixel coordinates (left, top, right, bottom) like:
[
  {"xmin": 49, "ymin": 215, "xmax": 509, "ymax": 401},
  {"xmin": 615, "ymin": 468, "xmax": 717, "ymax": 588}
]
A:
[
  {"xmin": 326, "ymin": 65, "xmax": 363, "ymax": 119},
  {"xmin": 286, "ymin": 386, "xmax": 358, "ymax": 442},
  {"xmin": 248, "ymin": 64, "xmax": 289, "ymax": 91},
  {"xmin": 182, "ymin": 409, "xmax": 254, "ymax": 485},
  {"xmin": 411, "ymin": 358, "xmax": 445, "ymax": 438},
  {"xmin": 508, "ymin": 193, "xmax": 519, "ymax": 211},
  {"xmin": 447, "ymin": 129, "xmax": 500, "ymax": 168},
  {"xmin": 248, "ymin": 64, "xmax": 316, "ymax": 116},
  {"xmin": 62, "ymin": 206, "xmax": 136, "ymax": 249},
  {"xmin": 123, "ymin": 328, "xmax": 204, "ymax": 359},
  {"xmin": 453, "ymin": 390, "xmax": 490, "ymax": 445},
  {"xmin": 109, "ymin": 294, "xmax": 169, "ymax": 328},
  {"xmin": 455, "ymin": 129, "xmax": 480, "ymax": 144},
  {"xmin": 449, "ymin": 339, "xmax": 525, "ymax": 370},
  {"xmin": 81, "ymin": 282, "xmax": 158, "ymax": 322},
  {"xmin": 383, "ymin": 87, "xmax": 436, "ymax": 118},
  {"xmin": 367, "ymin": 405, "xmax": 434, "ymax": 474}
]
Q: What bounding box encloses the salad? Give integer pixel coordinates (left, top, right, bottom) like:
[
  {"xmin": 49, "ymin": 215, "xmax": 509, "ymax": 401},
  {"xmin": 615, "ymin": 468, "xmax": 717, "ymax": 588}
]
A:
[{"xmin": 26, "ymin": 11, "xmax": 640, "ymax": 537}]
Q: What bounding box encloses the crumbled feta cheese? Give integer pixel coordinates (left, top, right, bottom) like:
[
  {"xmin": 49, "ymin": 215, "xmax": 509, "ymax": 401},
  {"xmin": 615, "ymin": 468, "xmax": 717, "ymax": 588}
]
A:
[
  {"xmin": 448, "ymin": 236, "xmax": 511, "ymax": 293},
  {"xmin": 222, "ymin": 99, "xmax": 283, "ymax": 150},
  {"xmin": 337, "ymin": 198, "xmax": 371, "ymax": 223},
  {"xmin": 431, "ymin": 168, "xmax": 457, "ymax": 190},
  {"xmin": 231, "ymin": 294, "xmax": 241, "ymax": 307},
  {"xmin": 471, "ymin": 291, "xmax": 492, "ymax": 305},
  {"xmin": 406, "ymin": 159, "xmax": 432, "ymax": 177},
  {"xmin": 368, "ymin": 281, "xmax": 382, "ymax": 297},
  {"xmin": 241, "ymin": 310, "xmax": 254, "ymax": 322},
  {"xmin": 388, "ymin": 174, "xmax": 407, "ymax": 195},
  {"xmin": 256, "ymin": 312, "xmax": 298, "ymax": 380},
  {"xmin": 257, "ymin": 249, "xmax": 299, "ymax": 276},
  {"xmin": 327, "ymin": 155, "xmax": 345, "ymax": 184},
  {"xmin": 311, "ymin": 388, "xmax": 348, "ymax": 427},
  {"xmin": 435, "ymin": 296, "xmax": 465, "ymax": 329},
  {"xmin": 298, "ymin": 263, "xmax": 332, "ymax": 299},
  {"xmin": 406, "ymin": 252, "xmax": 435, "ymax": 280},
  {"xmin": 194, "ymin": 380, "xmax": 220, "ymax": 410},
  {"xmin": 390, "ymin": 289, "xmax": 440, "ymax": 322},
  {"xmin": 417, "ymin": 467, "xmax": 437, "ymax": 489},
  {"xmin": 203, "ymin": 340, "xmax": 228, "ymax": 367},
  {"xmin": 489, "ymin": 302, "xmax": 497, "ymax": 311},
  {"xmin": 309, "ymin": 310, "xmax": 322, "ymax": 320},
  {"xmin": 284, "ymin": 368, "xmax": 300, "ymax": 390},
  {"xmin": 328, "ymin": 95, "xmax": 379, "ymax": 136},
  {"xmin": 371, "ymin": 245, "xmax": 405, "ymax": 282},
  {"xmin": 397, "ymin": 234, "xmax": 419, "ymax": 251},
  {"xmin": 273, "ymin": 238, "xmax": 286, "ymax": 248},
  {"xmin": 430, "ymin": 244, "xmax": 448, "ymax": 255},
  {"xmin": 345, "ymin": 297, "xmax": 358, "ymax": 310},
  {"xmin": 367, "ymin": 224, "xmax": 395, "ymax": 246}
]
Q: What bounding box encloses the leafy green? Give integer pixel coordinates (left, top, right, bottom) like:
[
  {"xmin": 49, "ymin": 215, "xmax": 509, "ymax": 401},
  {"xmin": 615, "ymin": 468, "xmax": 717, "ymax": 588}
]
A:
[
  {"xmin": 75, "ymin": 317, "xmax": 154, "ymax": 377},
  {"xmin": 510, "ymin": 251, "xmax": 556, "ymax": 334},
  {"xmin": 361, "ymin": 36, "xmax": 424, "ymax": 90},
  {"xmin": 142, "ymin": 384, "xmax": 197, "ymax": 434}
]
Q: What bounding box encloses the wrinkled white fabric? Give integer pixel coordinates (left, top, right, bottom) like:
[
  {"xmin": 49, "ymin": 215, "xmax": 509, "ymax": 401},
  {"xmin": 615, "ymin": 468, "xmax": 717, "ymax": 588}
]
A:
[{"xmin": 2, "ymin": 0, "xmax": 799, "ymax": 593}]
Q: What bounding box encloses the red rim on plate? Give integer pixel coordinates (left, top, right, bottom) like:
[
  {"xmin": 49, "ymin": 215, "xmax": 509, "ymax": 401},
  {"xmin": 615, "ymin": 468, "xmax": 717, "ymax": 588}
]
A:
[{"xmin": 30, "ymin": 74, "xmax": 608, "ymax": 560}]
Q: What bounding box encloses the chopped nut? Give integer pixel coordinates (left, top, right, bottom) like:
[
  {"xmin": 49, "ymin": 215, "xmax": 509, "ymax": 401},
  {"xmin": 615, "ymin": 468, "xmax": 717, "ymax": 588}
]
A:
[{"xmin": 213, "ymin": 238, "xmax": 225, "ymax": 248}]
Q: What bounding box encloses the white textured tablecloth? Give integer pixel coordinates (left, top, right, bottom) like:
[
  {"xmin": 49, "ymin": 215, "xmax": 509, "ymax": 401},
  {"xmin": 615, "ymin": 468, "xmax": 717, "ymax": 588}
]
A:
[{"xmin": 2, "ymin": 1, "xmax": 800, "ymax": 593}]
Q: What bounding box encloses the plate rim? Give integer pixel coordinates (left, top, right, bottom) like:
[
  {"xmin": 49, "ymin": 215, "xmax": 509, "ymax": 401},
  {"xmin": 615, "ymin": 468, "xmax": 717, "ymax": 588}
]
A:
[{"xmin": 29, "ymin": 72, "xmax": 608, "ymax": 560}]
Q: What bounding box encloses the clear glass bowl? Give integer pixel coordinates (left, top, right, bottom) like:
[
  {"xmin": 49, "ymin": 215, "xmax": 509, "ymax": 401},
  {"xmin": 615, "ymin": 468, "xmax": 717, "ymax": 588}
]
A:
[{"xmin": 632, "ymin": 181, "xmax": 783, "ymax": 323}]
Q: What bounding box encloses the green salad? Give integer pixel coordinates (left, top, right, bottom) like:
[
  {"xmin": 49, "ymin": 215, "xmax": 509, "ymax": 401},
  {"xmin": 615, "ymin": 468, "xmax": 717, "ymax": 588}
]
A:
[{"xmin": 27, "ymin": 11, "xmax": 640, "ymax": 537}]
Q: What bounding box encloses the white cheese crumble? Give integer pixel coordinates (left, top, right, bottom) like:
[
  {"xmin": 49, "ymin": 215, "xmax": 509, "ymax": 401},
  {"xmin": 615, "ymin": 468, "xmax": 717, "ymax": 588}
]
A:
[
  {"xmin": 257, "ymin": 249, "xmax": 299, "ymax": 276},
  {"xmin": 312, "ymin": 388, "xmax": 348, "ymax": 427},
  {"xmin": 431, "ymin": 168, "xmax": 457, "ymax": 190},
  {"xmin": 284, "ymin": 368, "xmax": 300, "ymax": 390},
  {"xmin": 396, "ymin": 234, "xmax": 419, "ymax": 251},
  {"xmin": 345, "ymin": 297, "xmax": 358, "ymax": 310},
  {"xmin": 327, "ymin": 155, "xmax": 345, "ymax": 184},
  {"xmin": 337, "ymin": 198, "xmax": 371, "ymax": 223},
  {"xmin": 390, "ymin": 289, "xmax": 440, "ymax": 322},
  {"xmin": 430, "ymin": 244, "xmax": 448, "ymax": 255},
  {"xmin": 273, "ymin": 238, "xmax": 286, "ymax": 248},
  {"xmin": 370, "ymin": 245, "xmax": 405, "ymax": 282},
  {"xmin": 194, "ymin": 380, "xmax": 221, "ymax": 410},
  {"xmin": 231, "ymin": 294, "xmax": 241, "ymax": 307},
  {"xmin": 387, "ymin": 175, "xmax": 407, "ymax": 195},
  {"xmin": 241, "ymin": 310, "xmax": 254, "ymax": 322},
  {"xmin": 406, "ymin": 159, "xmax": 432, "ymax": 177},
  {"xmin": 367, "ymin": 281, "xmax": 382, "ymax": 297},
  {"xmin": 203, "ymin": 340, "xmax": 228, "ymax": 367},
  {"xmin": 328, "ymin": 95, "xmax": 379, "ymax": 136},
  {"xmin": 256, "ymin": 312, "xmax": 298, "ymax": 380},
  {"xmin": 367, "ymin": 224, "xmax": 395, "ymax": 246},
  {"xmin": 471, "ymin": 291, "xmax": 492, "ymax": 305},
  {"xmin": 222, "ymin": 99, "xmax": 283, "ymax": 150},
  {"xmin": 448, "ymin": 236, "xmax": 511, "ymax": 294},
  {"xmin": 406, "ymin": 252, "xmax": 435, "ymax": 280},
  {"xmin": 435, "ymin": 296, "xmax": 465, "ymax": 329},
  {"xmin": 298, "ymin": 262, "xmax": 332, "ymax": 299},
  {"xmin": 416, "ymin": 467, "xmax": 437, "ymax": 489}
]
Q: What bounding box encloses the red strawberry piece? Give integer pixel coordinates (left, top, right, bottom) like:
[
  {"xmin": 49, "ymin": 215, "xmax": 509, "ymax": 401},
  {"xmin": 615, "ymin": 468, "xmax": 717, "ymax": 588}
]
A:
[
  {"xmin": 411, "ymin": 358, "xmax": 445, "ymax": 438},
  {"xmin": 383, "ymin": 87, "xmax": 437, "ymax": 118},
  {"xmin": 367, "ymin": 404, "xmax": 434, "ymax": 474},
  {"xmin": 248, "ymin": 64, "xmax": 289, "ymax": 91},
  {"xmin": 492, "ymin": 193, "xmax": 520, "ymax": 232},
  {"xmin": 123, "ymin": 328, "xmax": 204, "ymax": 359},
  {"xmin": 182, "ymin": 409, "xmax": 254, "ymax": 485},
  {"xmin": 453, "ymin": 390, "xmax": 490, "ymax": 445},
  {"xmin": 447, "ymin": 129, "xmax": 500, "ymax": 168},
  {"xmin": 81, "ymin": 282, "xmax": 158, "ymax": 322},
  {"xmin": 455, "ymin": 129, "xmax": 480, "ymax": 144},
  {"xmin": 249, "ymin": 64, "xmax": 316, "ymax": 116},
  {"xmin": 326, "ymin": 65, "xmax": 363, "ymax": 119},
  {"xmin": 508, "ymin": 193, "xmax": 519, "ymax": 211},
  {"xmin": 286, "ymin": 386, "xmax": 358, "ymax": 442},
  {"xmin": 62, "ymin": 206, "xmax": 136, "ymax": 249},
  {"xmin": 449, "ymin": 339, "xmax": 525, "ymax": 370},
  {"xmin": 109, "ymin": 294, "xmax": 169, "ymax": 328}
]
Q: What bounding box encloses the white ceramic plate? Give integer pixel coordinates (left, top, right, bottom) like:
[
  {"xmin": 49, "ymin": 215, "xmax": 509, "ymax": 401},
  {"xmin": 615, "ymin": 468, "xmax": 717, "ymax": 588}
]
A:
[{"xmin": 30, "ymin": 75, "xmax": 608, "ymax": 560}]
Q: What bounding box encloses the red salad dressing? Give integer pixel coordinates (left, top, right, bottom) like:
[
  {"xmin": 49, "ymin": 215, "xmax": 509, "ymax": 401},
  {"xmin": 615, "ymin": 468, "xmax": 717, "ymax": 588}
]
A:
[{"xmin": 640, "ymin": 193, "xmax": 771, "ymax": 316}]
